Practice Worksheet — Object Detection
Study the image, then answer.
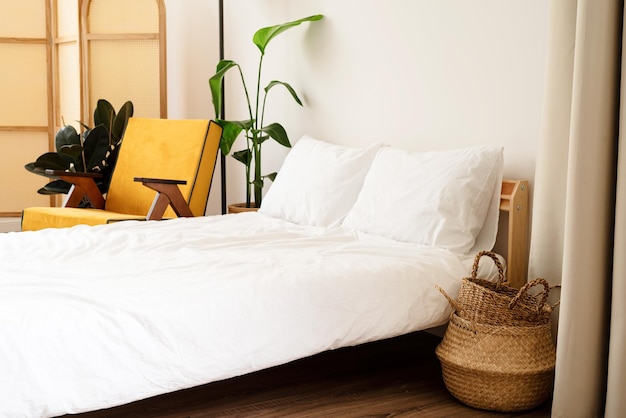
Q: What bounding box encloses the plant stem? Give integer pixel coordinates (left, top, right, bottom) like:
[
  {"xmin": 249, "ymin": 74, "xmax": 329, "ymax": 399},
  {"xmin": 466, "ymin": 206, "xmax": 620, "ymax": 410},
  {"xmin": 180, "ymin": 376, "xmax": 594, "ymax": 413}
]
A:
[
  {"xmin": 254, "ymin": 139, "xmax": 262, "ymax": 206},
  {"xmin": 246, "ymin": 134, "xmax": 252, "ymax": 207},
  {"xmin": 255, "ymin": 55, "xmax": 264, "ymax": 132},
  {"xmin": 253, "ymin": 53, "xmax": 265, "ymax": 206}
]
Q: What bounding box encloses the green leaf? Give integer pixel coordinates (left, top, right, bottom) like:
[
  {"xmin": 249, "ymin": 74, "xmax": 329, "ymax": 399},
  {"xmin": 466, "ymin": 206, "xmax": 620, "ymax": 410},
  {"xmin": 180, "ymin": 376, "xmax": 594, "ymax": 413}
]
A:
[
  {"xmin": 264, "ymin": 172, "xmax": 277, "ymax": 182},
  {"xmin": 58, "ymin": 144, "xmax": 83, "ymax": 163},
  {"xmin": 25, "ymin": 162, "xmax": 56, "ymax": 177},
  {"xmin": 216, "ymin": 119, "xmax": 251, "ymax": 155},
  {"xmin": 232, "ymin": 149, "xmax": 252, "ymax": 166},
  {"xmin": 265, "ymin": 81, "xmax": 302, "ymax": 106},
  {"xmin": 54, "ymin": 125, "xmax": 81, "ymax": 151},
  {"xmin": 33, "ymin": 152, "xmax": 71, "ymax": 171},
  {"xmin": 251, "ymin": 178, "xmax": 264, "ymax": 188},
  {"xmin": 252, "ymin": 133, "xmax": 270, "ymax": 145},
  {"xmin": 82, "ymin": 125, "xmax": 110, "ymax": 171},
  {"xmin": 253, "ymin": 15, "xmax": 323, "ymax": 55},
  {"xmin": 209, "ymin": 60, "xmax": 239, "ymax": 118},
  {"xmin": 111, "ymin": 101, "xmax": 134, "ymax": 144},
  {"xmin": 24, "ymin": 162, "xmax": 37, "ymax": 173},
  {"xmin": 40, "ymin": 179, "xmax": 73, "ymax": 195},
  {"xmin": 260, "ymin": 123, "xmax": 291, "ymax": 148},
  {"xmin": 93, "ymin": 99, "xmax": 115, "ymax": 129}
]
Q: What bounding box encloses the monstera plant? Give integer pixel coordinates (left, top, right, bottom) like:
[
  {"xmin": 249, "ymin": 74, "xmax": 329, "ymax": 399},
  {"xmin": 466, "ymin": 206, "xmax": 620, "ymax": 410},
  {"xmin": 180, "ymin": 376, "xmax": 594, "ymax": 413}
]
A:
[
  {"xmin": 25, "ymin": 99, "xmax": 134, "ymax": 199},
  {"xmin": 209, "ymin": 14, "xmax": 323, "ymax": 208}
]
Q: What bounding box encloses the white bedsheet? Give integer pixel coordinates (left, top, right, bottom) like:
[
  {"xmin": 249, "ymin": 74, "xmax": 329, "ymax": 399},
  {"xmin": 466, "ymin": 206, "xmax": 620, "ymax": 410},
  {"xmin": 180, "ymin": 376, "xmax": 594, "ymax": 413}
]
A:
[{"xmin": 0, "ymin": 212, "xmax": 472, "ymax": 417}]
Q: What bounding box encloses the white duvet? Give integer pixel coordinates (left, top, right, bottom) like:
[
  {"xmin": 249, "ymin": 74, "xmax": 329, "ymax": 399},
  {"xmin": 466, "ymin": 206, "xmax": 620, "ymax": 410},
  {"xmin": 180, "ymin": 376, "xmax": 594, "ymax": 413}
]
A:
[{"xmin": 0, "ymin": 212, "xmax": 472, "ymax": 417}]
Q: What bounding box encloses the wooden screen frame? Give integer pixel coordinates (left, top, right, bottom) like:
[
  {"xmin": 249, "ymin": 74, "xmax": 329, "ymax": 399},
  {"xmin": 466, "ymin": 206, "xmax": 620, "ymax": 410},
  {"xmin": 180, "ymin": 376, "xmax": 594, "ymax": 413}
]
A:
[{"xmin": 499, "ymin": 179, "xmax": 530, "ymax": 288}]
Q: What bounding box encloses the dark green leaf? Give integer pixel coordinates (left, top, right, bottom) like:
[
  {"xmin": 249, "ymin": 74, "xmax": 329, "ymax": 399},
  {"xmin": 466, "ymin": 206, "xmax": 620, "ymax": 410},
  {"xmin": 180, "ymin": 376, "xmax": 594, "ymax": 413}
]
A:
[
  {"xmin": 54, "ymin": 125, "xmax": 81, "ymax": 151},
  {"xmin": 232, "ymin": 149, "xmax": 252, "ymax": 166},
  {"xmin": 24, "ymin": 162, "xmax": 37, "ymax": 173},
  {"xmin": 251, "ymin": 178, "xmax": 264, "ymax": 188},
  {"xmin": 58, "ymin": 144, "xmax": 83, "ymax": 163},
  {"xmin": 94, "ymin": 99, "xmax": 115, "ymax": 129},
  {"xmin": 40, "ymin": 179, "xmax": 73, "ymax": 195},
  {"xmin": 78, "ymin": 121, "xmax": 91, "ymax": 131},
  {"xmin": 253, "ymin": 15, "xmax": 323, "ymax": 55},
  {"xmin": 261, "ymin": 123, "xmax": 291, "ymax": 148},
  {"xmin": 33, "ymin": 152, "xmax": 71, "ymax": 171},
  {"xmin": 111, "ymin": 101, "xmax": 134, "ymax": 144},
  {"xmin": 82, "ymin": 125, "xmax": 110, "ymax": 171},
  {"xmin": 25, "ymin": 162, "xmax": 55, "ymax": 177},
  {"xmin": 216, "ymin": 119, "xmax": 251, "ymax": 155},
  {"xmin": 265, "ymin": 81, "xmax": 302, "ymax": 106},
  {"xmin": 209, "ymin": 60, "xmax": 239, "ymax": 118},
  {"xmin": 265, "ymin": 172, "xmax": 277, "ymax": 182},
  {"xmin": 252, "ymin": 134, "xmax": 270, "ymax": 145}
]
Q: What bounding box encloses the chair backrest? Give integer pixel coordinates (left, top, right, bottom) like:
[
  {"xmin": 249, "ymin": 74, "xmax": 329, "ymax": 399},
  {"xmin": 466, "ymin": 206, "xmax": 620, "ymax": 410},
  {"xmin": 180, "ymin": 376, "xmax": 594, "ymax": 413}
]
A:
[{"xmin": 105, "ymin": 118, "xmax": 221, "ymax": 217}]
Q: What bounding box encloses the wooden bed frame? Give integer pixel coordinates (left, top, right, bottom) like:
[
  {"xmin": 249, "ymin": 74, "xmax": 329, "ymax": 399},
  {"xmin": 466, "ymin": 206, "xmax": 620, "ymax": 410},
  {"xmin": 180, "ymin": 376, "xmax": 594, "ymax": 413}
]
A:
[{"xmin": 499, "ymin": 179, "xmax": 530, "ymax": 288}]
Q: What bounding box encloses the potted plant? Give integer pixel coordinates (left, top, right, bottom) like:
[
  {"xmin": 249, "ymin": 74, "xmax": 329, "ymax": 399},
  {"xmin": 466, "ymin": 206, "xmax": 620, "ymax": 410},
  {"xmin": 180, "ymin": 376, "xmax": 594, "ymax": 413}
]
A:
[
  {"xmin": 209, "ymin": 14, "xmax": 323, "ymax": 210},
  {"xmin": 25, "ymin": 99, "xmax": 134, "ymax": 203}
]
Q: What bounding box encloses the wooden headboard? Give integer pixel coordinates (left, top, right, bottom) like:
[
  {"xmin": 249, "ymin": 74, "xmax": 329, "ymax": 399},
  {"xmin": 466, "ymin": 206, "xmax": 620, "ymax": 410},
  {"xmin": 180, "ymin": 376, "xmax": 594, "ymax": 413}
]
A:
[{"xmin": 499, "ymin": 180, "xmax": 530, "ymax": 288}]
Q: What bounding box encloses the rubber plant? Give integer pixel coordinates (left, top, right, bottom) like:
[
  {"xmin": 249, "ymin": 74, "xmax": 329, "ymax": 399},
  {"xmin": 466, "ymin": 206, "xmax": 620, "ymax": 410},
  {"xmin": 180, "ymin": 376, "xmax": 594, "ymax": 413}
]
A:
[
  {"xmin": 25, "ymin": 99, "xmax": 134, "ymax": 201},
  {"xmin": 209, "ymin": 14, "xmax": 323, "ymax": 208}
]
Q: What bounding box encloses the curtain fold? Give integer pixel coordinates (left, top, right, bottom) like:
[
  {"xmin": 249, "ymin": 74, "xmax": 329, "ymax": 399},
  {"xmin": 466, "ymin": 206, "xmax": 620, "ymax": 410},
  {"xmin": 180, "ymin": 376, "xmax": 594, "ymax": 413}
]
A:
[
  {"xmin": 529, "ymin": 0, "xmax": 626, "ymax": 416},
  {"xmin": 606, "ymin": 35, "xmax": 626, "ymax": 414}
]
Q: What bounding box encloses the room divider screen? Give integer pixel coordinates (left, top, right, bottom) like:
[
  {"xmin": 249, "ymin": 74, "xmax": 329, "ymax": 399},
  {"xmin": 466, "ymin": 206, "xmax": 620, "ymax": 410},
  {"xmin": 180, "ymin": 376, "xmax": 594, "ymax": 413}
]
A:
[{"xmin": 0, "ymin": 0, "xmax": 166, "ymax": 218}]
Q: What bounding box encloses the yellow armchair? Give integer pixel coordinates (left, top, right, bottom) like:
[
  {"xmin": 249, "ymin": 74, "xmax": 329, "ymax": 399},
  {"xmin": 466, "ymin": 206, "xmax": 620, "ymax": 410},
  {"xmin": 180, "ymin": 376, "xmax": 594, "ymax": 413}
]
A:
[{"xmin": 21, "ymin": 118, "xmax": 222, "ymax": 231}]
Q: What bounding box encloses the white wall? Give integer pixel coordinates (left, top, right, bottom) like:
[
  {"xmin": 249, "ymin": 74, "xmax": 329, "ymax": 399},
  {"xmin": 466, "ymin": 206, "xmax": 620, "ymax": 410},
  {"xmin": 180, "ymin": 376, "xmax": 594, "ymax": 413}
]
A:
[{"xmin": 166, "ymin": 0, "xmax": 550, "ymax": 215}]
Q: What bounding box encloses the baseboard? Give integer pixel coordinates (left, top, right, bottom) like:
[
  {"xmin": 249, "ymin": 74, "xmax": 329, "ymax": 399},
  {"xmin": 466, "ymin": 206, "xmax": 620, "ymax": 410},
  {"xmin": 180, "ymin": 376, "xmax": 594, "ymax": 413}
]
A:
[{"xmin": 0, "ymin": 217, "xmax": 21, "ymax": 233}]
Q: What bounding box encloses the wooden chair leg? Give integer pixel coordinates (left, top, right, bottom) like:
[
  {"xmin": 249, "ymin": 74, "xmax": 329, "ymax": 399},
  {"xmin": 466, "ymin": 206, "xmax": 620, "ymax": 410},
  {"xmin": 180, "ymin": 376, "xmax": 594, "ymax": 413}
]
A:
[
  {"xmin": 58, "ymin": 175, "xmax": 105, "ymax": 209},
  {"xmin": 137, "ymin": 178, "xmax": 194, "ymax": 220},
  {"xmin": 64, "ymin": 185, "xmax": 86, "ymax": 208}
]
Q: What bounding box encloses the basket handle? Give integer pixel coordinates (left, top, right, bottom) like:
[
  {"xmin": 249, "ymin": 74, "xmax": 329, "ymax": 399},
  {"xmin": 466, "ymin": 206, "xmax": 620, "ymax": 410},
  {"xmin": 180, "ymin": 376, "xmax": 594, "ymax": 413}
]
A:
[
  {"xmin": 549, "ymin": 284, "xmax": 561, "ymax": 310},
  {"xmin": 436, "ymin": 285, "xmax": 460, "ymax": 311},
  {"xmin": 509, "ymin": 277, "xmax": 552, "ymax": 313},
  {"xmin": 470, "ymin": 250, "xmax": 506, "ymax": 287}
]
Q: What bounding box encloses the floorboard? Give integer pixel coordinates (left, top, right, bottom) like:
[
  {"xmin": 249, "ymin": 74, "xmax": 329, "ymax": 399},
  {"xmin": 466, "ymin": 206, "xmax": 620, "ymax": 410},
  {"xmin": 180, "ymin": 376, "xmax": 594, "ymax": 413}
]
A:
[{"xmin": 63, "ymin": 331, "xmax": 551, "ymax": 418}]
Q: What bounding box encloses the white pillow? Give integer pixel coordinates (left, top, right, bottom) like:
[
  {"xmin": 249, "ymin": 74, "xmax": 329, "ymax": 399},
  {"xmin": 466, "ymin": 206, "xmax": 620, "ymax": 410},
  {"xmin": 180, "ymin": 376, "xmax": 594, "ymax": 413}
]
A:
[
  {"xmin": 342, "ymin": 145, "xmax": 504, "ymax": 255},
  {"xmin": 259, "ymin": 135, "xmax": 384, "ymax": 227}
]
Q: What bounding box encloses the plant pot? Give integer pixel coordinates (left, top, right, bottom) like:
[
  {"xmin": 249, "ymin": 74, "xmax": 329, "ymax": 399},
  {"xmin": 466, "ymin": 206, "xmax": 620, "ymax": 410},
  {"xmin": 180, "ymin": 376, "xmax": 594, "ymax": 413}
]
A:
[{"xmin": 228, "ymin": 202, "xmax": 259, "ymax": 214}]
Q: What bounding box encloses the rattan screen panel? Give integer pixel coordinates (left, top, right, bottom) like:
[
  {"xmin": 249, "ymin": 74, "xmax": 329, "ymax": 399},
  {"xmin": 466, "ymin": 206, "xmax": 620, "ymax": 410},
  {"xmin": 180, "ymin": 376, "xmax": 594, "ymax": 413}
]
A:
[
  {"xmin": 0, "ymin": 131, "xmax": 50, "ymax": 213},
  {"xmin": 57, "ymin": 42, "xmax": 81, "ymax": 128},
  {"xmin": 0, "ymin": 43, "xmax": 48, "ymax": 127},
  {"xmin": 0, "ymin": 0, "xmax": 46, "ymax": 38},
  {"xmin": 87, "ymin": 39, "xmax": 161, "ymax": 119},
  {"xmin": 87, "ymin": 0, "xmax": 159, "ymax": 34}
]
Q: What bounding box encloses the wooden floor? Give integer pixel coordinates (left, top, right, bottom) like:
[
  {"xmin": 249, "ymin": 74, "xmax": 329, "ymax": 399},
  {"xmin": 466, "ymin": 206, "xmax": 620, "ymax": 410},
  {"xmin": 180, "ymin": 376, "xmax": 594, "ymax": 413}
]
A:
[{"xmin": 65, "ymin": 331, "xmax": 551, "ymax": 418}]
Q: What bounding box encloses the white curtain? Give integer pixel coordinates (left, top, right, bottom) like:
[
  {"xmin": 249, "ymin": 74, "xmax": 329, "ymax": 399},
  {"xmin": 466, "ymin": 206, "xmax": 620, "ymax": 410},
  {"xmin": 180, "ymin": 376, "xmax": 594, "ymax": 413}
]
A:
[{"xmin": 529, "ymin": 0, "xmax": 626, "ymax": 416}]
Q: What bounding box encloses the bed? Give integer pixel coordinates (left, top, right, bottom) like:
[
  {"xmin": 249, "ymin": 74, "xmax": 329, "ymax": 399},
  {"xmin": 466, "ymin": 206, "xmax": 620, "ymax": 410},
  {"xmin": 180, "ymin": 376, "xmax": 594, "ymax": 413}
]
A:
[{"xmin": 0, "ymin": 137, "xmax": 528, "ymax": 417}]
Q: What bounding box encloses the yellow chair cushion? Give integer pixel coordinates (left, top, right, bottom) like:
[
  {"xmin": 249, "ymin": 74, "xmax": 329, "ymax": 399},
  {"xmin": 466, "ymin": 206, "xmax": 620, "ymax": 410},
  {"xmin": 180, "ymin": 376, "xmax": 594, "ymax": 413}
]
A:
[{"xmin": 21, "ymin": 207, "xmax": 148, "ymax": 231}]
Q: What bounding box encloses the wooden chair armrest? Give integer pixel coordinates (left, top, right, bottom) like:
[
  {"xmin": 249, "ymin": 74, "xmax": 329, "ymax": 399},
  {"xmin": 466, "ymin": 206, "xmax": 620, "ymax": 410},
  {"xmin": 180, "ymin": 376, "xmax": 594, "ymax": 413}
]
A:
[
  {"xmin": 134, "ymin": 177, "xmax": 193, "ymax": 220},
  {"xmin": 44, "ymin": 170, "xmax": 105, "ymax": 209},
  {"xmin": 44, "ymin": 169, "xmax": 103, "ymax": 179},
  {"xmin": 133, "ymin": 177, "xmax": 186, "ymax": 185}
]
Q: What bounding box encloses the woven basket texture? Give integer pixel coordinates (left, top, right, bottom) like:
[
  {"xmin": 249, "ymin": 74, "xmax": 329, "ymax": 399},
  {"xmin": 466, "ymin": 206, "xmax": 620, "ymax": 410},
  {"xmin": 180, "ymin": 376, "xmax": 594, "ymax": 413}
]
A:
[
  {"xmin": 452, "ymin": 251, "xmax": 555, "ymax": 326},
  {"xmin": 436, "ymin": 313, "xmax": 555, "ymax": 412}
]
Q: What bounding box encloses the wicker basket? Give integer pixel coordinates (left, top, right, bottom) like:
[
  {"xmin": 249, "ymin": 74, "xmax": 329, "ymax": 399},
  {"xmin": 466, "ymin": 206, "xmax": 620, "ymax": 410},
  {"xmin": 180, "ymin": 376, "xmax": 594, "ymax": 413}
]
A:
[
  {"xmin": 439, "ymin": 251, "xmax": 556, "ymax": 326},
  {"xmin": 436, "ymin": 313, "xmax": 555, "ymax": 412}
]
